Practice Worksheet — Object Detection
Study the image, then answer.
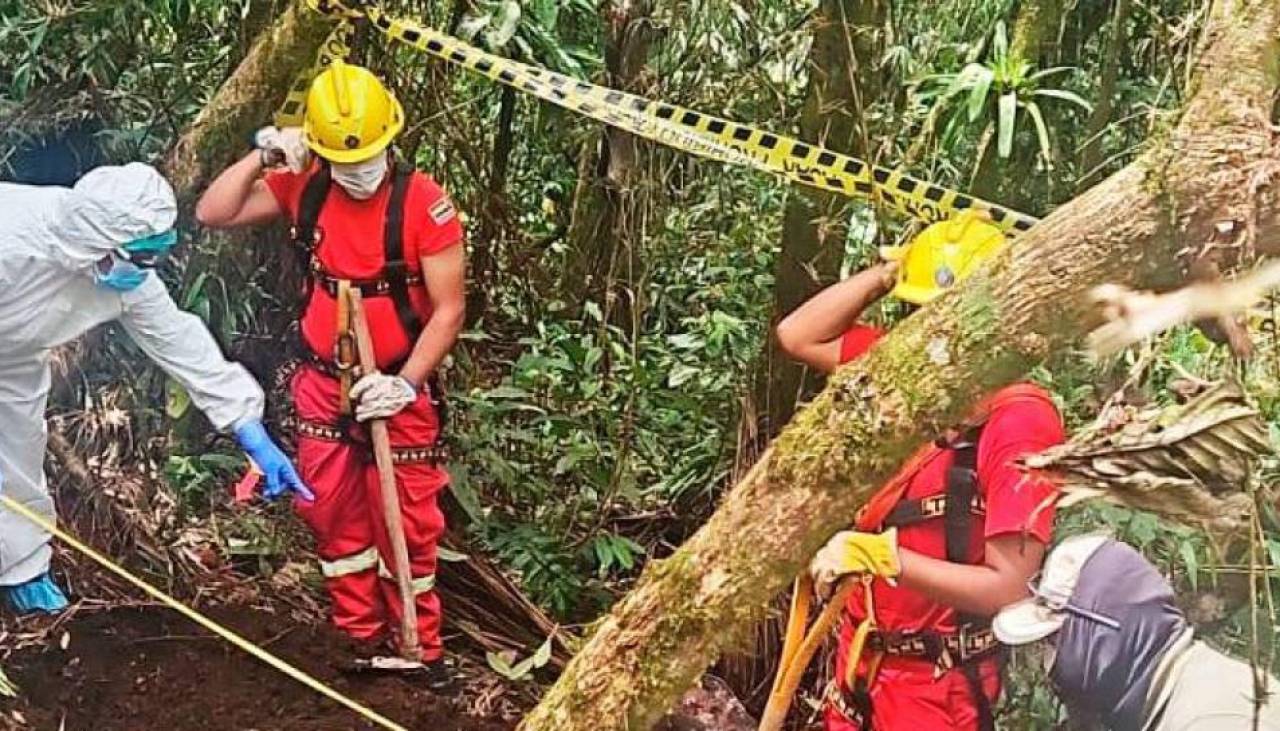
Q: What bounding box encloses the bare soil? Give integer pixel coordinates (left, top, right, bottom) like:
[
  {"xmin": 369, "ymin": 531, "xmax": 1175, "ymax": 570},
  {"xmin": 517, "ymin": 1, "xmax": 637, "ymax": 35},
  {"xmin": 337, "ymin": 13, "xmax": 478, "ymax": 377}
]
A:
[{"xmin": 2, "ymin": 605, "xmax": 519, "ymax": 731}]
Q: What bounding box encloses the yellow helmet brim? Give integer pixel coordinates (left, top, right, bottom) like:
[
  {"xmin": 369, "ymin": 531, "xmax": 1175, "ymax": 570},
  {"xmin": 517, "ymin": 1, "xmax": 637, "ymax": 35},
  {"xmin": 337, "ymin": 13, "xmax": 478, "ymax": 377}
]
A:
[
  {"xmin": 890, "ymin": 281, "xmax": 942, "ymax": 305},
  {"xmin": 305, "ymin": 94, "xmax": 405, "ymax": 163}
]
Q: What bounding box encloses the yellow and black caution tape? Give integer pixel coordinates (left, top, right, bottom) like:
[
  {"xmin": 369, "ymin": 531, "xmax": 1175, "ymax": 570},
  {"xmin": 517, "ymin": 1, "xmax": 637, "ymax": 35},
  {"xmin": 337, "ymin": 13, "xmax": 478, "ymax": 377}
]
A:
[
  {"xmin": 275, "ymin": 19, "xmax": 357, "ymax": 129},
  {"xmin": 0, "ymin": 494, "xmax": 409, "ymax": 731},
  {"xmin": 301, "ymin": 0, "xmax": 1039, "ymax": 234}
]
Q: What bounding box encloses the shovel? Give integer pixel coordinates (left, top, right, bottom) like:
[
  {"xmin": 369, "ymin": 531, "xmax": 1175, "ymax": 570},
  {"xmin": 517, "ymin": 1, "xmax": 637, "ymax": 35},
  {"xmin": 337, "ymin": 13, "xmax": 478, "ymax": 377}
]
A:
[{"xmin": 346, "ymin": 288, "xmax": 425, "ymax": 671}]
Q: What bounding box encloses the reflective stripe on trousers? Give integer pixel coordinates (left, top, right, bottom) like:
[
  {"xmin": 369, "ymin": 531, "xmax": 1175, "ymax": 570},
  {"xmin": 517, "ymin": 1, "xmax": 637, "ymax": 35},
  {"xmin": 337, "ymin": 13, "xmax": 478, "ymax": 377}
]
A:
[
  {"xmin": 320, "ymin": 546, "xmax": 379, "ymax": 578},
  {"xmin": 377, "ymin": 559, "xmax": 436, "ymax": 595}
]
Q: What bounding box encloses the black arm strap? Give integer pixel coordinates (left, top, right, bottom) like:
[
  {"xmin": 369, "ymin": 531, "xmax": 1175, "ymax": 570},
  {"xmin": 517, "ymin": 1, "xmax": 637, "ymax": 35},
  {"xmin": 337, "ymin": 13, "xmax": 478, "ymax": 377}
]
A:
[
  {"xmin": 293, "ymin": 163, "xmax": 332, "ymax": 308},
  {"xmin": 383, "ymin": 163, "xmax": 422, "ymax": 338},
  {"xmin": 382, "ymin": 165, "xmax": 449, "ymax": 430},
  {"xmin": 946, "ymin": 430, "xmax": 999, "ymax": 731},
  {"xmin": 944, "ymin": 435, "xmax": 979, "ymax": 565},
  {"xmin": 296, "ymin": 162, "xmax": 332, "ymax": 248}
]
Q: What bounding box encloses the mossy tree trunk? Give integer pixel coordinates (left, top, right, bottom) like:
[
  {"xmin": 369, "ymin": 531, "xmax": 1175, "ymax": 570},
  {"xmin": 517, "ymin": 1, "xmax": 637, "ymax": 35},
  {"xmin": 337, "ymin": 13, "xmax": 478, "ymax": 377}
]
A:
[
  {"xmin": 1009, "ymin": 0, "xmax": 1062, "ymax": 61},
  {"xmin": 164, "ymin": 0, "xmax": 333, "ymax": 203},
  {"xmin": 519, "ymin": 0, "xmax": 1280, "ymax": 727},
  {"xmin": 756, "ymin": 0, "xmax": 887, "ymax": 433}
]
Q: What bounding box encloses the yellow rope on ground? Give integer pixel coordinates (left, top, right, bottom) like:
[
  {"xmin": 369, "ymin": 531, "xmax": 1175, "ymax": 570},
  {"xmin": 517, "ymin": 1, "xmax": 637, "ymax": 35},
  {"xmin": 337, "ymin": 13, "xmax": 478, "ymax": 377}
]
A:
[{"xmin": 0, "ymin": 494, "xmax": 409, "ymax": 731}]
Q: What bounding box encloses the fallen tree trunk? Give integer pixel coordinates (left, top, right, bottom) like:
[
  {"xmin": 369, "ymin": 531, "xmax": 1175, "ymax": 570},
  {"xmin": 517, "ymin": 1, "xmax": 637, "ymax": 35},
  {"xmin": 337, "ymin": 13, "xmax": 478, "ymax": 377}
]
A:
[
  {"xmin": 519, "ymin": 0, "xmax": 1280, "ymax": 727},
  {"xmin": 164, "ymin": 0, "xmax": 332, "ymax": 202}
]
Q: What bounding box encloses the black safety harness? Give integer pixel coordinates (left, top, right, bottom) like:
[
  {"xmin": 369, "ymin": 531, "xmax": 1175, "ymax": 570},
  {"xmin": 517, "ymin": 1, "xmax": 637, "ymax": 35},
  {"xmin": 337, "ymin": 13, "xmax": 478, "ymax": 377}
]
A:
[
  {"xmin": 289, "ymin": 160, "xmax": 450, "ymax": 444},
  {"xmin": 831, "ymin": 429, "xmax": 1002, "ymax": 731}
]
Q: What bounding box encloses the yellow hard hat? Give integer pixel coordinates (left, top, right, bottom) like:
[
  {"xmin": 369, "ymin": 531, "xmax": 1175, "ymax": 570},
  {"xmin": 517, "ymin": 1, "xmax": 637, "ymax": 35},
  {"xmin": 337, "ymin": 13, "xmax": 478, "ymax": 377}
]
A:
[
  {"xmin": 880, "ymin": 210, "xmax": 1009, "ymax": 304},
  {"xmin": 303, "ymin": 61, "xmax": 404, "ymax": 163}
]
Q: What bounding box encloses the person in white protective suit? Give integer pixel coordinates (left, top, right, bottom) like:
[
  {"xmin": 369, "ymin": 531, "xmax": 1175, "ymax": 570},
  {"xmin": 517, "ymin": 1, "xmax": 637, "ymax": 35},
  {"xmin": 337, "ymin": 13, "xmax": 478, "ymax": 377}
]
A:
[
  {"xmin": 0, "ymin": 163, "xmax": 313, "ymax": 615},
  {"xmin": 994, "ymin": 534, "xmax": 1280, "ymax": 731}
]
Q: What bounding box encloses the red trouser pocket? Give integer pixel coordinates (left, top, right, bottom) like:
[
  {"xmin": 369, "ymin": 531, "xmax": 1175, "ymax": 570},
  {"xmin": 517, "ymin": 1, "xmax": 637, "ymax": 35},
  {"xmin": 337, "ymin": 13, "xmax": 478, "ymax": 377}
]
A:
[{"xmin": 291, "ymin": 366, "xmax": 449, "ymax": 659}]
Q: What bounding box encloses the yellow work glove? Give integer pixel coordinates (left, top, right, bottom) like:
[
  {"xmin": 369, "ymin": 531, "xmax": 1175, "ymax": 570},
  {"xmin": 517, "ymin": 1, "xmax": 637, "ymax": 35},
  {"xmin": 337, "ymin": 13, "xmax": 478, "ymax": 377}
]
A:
[{"xmin": 809, "ymin": 528, "xmax": 901, "ymax": 600}]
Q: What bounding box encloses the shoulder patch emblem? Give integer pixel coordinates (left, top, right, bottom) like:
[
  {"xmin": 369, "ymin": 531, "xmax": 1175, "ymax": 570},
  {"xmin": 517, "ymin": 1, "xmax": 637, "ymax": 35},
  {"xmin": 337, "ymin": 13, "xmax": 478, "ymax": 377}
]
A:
[{"xmin": 429, "ymin": 197, "xmax": 457, "ymax": 225}]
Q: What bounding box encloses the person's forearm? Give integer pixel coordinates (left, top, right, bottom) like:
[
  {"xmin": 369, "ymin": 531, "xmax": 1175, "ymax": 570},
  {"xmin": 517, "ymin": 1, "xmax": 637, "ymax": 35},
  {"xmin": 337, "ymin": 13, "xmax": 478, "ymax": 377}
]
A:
[
  {"xmin": 397, "ymin": 304, "xmax": 465, "ymax": 388},
  {"xmin": 120, "ymin": 280, "xmax": 265, "ymax": 433},
  {"xmin": 195, "ymin": 151, "xmax": 263, "ymax": 227},
  {"xmin": 897, "ymin": 548, "xmax": 1031, "ymax": 617},
  {"xmin": 777, "ymin": 263, "xmax": 896, "ymax": 345}
]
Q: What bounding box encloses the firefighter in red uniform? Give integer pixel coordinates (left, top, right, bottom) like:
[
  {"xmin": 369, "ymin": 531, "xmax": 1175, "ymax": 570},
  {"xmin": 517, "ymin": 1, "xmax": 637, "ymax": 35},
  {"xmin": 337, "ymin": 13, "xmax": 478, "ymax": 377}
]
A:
[
  {"xmin": 196, "ymin": 62, "xmax": 465, "ymax": 687},
  {"xmin": 775, "ymin": 211, "xmax": 1064, "ymax": 730}
]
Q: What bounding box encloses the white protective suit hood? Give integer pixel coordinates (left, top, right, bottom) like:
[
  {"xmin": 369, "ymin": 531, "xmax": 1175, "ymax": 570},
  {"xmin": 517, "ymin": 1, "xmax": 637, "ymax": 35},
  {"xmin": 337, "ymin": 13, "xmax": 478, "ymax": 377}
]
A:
[{"xmin": 49, "ymin": 163, "xmax": 177, "ymax": 267}]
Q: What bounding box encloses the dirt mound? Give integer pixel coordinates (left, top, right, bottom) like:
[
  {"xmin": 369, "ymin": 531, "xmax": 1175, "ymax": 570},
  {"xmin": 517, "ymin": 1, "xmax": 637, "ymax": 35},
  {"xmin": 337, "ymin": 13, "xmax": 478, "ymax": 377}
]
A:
[{"xmin": 3, "ymin": 606, "xmax": 518, "ymax": 730}]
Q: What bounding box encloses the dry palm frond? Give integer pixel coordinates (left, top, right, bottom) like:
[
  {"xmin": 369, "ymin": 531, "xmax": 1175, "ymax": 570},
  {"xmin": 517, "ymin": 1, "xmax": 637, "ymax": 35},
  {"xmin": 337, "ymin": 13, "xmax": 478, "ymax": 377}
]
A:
[
  {"xmin": 1023, "ymin": 381, "xmax": 1272, "ymax": 533},
  {"xmin": 435, "ymin": 526, "xmax": 573, "ymax": 670}
]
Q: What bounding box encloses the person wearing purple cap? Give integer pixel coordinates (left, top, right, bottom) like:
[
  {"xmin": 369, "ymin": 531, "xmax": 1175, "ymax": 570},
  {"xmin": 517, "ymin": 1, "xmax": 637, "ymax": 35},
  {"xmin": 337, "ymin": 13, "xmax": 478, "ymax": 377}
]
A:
[{"xmin": 994, "ymin": 533, "xmax": 1280, "ymax": 730}]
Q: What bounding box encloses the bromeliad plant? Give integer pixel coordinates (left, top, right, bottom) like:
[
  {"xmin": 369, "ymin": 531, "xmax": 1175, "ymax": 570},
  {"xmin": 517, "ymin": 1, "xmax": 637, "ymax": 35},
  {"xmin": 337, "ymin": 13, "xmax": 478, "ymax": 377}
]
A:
[{"xmin": 917, "ymin": 21, "xmax": 1092, "ymax": 166}]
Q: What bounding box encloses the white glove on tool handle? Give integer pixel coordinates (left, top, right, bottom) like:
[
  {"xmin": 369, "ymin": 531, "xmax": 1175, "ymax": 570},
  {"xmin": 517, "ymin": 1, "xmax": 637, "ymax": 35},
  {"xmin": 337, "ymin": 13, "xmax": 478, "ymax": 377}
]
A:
[
  {"xmin": 255, "ymin": 126, "xmax": 311, "ymax": 174},
  {"xmin": 350, "ymin": 373, "xmax": 418, "ymax": 422}
]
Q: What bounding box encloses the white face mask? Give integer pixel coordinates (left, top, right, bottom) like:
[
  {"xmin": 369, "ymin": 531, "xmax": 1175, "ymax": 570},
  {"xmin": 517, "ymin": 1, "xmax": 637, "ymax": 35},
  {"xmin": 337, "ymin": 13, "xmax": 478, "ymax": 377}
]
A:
[{"xmin": 331, "ymin": 154, "xmax": 389, "ymax": 200}]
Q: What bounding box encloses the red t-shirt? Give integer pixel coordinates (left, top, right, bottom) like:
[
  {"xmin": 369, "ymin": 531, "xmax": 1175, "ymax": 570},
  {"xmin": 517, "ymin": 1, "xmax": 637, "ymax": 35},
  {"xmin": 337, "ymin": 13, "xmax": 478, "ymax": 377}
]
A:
[
  {"xmin": 266, "ymin": 165, "xmax": 464, "ymax": 369},
  {"xmin": 838, "ymin": 324, "xmax": 1063, "ymax": 654}
]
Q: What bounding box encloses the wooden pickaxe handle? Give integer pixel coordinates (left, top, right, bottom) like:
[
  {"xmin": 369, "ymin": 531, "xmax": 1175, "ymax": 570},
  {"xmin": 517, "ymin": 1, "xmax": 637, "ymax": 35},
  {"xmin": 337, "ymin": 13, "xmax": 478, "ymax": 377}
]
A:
[
  {"xmin": 758, "ymin": 576, "xmax": 858, "ymax": 731},
  {"xmin": 347, "ymin": 289, "xmax": 423, "ymax": 663}
]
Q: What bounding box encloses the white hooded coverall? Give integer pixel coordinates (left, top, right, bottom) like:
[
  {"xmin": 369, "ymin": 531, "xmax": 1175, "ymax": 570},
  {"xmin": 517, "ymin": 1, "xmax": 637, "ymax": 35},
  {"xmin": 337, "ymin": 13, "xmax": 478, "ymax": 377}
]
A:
[{"xmin": 0, "ymin": 163, "xmax": 264, "ymax": 586}]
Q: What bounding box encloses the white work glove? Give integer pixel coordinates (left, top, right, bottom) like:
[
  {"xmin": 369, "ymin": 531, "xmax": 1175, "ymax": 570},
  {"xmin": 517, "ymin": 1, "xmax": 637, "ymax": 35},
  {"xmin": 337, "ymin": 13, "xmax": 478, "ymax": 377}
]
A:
[
  {"xmin": 254, "ymin": 126, "xmax": 311, "ymax": 173},
  {"xmin": 350, "ymin": 373, "xmax": 418, "ymax": 422}
]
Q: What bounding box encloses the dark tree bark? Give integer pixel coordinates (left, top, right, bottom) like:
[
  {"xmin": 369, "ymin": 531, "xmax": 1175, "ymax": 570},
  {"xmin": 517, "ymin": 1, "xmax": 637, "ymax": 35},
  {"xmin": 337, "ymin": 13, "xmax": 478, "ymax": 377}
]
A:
[
  {"xmin": 1078, "ymin": 0, "xmax": 1132, "ymax": 190},
  {"xmin": 561, "ymin": 0, "xmax": 660, "ymax": 309},
  {"xmin": 519, "ymin": 1, "xmax": 1280, "ymax": 727},
  {"xmin": 756, "ymin": 0, "xmax": 887, "ymax": 432}
]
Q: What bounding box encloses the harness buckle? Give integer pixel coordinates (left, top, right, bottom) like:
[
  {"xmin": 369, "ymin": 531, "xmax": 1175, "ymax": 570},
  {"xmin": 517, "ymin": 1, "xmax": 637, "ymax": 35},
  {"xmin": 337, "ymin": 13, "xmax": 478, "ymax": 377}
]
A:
[
  {"xmin": 334, "ymin": 333, "xmax": 358, "ymax": 373},
  {"xmin": 955, "ymin": 623, "xmax": 978, "ymax": 663}
]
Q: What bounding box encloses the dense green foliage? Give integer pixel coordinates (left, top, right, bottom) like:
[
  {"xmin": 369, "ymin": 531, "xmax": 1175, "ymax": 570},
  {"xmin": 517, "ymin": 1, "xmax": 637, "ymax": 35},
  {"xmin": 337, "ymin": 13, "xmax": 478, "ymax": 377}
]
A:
[{"xmin": 3, "ymin": 0, "xmax": 1277, "ymax": 723}]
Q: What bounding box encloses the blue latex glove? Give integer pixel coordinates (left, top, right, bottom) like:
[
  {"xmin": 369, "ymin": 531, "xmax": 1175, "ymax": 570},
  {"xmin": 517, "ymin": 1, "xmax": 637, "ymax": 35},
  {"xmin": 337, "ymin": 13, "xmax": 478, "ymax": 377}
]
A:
[
  {"xmin": 234, "ymin": 421, "xmax": 315, "ymax": 502},
  {"xmin": 4, "ymin": 572, "xmax": 69, "ymax": 615},
  {"xmin": 93, "ymin": 255, "xmax": 149, "ymax": 292}
]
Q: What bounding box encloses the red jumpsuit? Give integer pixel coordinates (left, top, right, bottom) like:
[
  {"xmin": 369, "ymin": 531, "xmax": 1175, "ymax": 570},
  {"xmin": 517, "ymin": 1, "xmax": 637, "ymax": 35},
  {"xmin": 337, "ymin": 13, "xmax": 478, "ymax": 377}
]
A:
[
  {"xmin": 825, "ymin": 325, "xmax": 1063, "ymax": 730},
  {"xmin": 266, "ymin": 166, "xmax": 464, "ymax": 659}
]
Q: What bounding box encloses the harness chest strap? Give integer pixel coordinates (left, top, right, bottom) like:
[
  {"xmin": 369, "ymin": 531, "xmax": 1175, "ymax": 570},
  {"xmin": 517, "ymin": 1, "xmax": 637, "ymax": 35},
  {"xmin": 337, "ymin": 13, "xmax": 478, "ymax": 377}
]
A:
[
  {"xmin": 291, "ymin": 161, "xmax": 421, "ymax": 346},
  {"xmin": 311, "ymin": 257, "xmax": 424, "ymax": 298},
  {"xmin": 881, "ymin": 492, "xmax": 985, "ymax": 527}
]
